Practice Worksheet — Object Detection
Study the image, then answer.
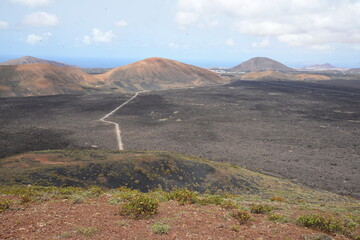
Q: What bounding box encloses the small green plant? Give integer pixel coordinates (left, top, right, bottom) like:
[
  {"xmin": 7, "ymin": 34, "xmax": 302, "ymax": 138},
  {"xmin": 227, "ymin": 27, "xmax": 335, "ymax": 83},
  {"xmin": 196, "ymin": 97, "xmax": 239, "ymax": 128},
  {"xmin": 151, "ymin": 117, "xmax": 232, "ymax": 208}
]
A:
[
  {"xmin": 250, "ymin": 204, "xmax": 273, "ymax": 214},
  {"xmin": 231, "ymin": 224, "xmax": 240, "ymax": 232},
  {"xmin": 0, "ymin": 199, "xmax": 11, "ymax": 212},
  {"xmin": 20, "ymin": 194, "xmax": 32, "ymax": 204},
  {"xmin": 72, "ymin": 196, "xmax": 85, "ymax": 204},
  {"xmin": 268, "ymin": 214, "xmax": 288, "ymax": 222},
  {"xmin": 166, "ymin": 189, "xmax": 197, "ymax": 205},
  {"xmin": 198, "ymin": 195, "xmax": 224, "ymax": 205},
  {"xmin": 231, "ymin": 210, "xmax": 252, "ymax": 224},
  {"xmin": 75, "ymin": 227, "xmax": 99, "ymax": 237},
  {"xmin": 296, "ymin": 214, "xmax": 345, "ymax": 234},
  {"xmin": 81, "ymin": 186, "xmax": 103, "ymax": 198},
  {"xmin": 119, "ymin": 193, "xmax": 159, "ymax": 219},
  {"xmin": 152, "ymin": 222, "xmax": 170, "ymax": 234},
  {"xmin": 219, "ymin": 199, "xmax": 238, "ymax": 210},
  {"xmin": 109, "ymin": 187, "xmax": 140, "ymax": 205}
]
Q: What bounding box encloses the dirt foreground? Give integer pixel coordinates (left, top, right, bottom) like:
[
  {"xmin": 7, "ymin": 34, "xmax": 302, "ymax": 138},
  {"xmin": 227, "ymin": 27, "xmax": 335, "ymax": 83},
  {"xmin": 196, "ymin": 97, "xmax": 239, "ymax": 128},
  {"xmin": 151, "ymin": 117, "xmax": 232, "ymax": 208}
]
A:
[{"xmin": 0, "ymin": 194, "xmax": 354, "ymax": 240}]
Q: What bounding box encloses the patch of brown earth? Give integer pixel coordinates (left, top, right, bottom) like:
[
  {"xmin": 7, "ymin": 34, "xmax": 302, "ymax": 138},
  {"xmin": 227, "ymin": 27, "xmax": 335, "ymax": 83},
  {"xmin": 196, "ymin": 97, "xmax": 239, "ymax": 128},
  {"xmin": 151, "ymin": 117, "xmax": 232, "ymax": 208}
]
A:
[
  {"xmin": 240, "ymin": 71, "xmax": 331, "ymax": 81},
  {"xmin": 0, "ymin": 64, "xmax": 103, "ymax": 98},
  {"xmin": 98, "ymin": 57, "xmax": 226, "ymax": 91}
]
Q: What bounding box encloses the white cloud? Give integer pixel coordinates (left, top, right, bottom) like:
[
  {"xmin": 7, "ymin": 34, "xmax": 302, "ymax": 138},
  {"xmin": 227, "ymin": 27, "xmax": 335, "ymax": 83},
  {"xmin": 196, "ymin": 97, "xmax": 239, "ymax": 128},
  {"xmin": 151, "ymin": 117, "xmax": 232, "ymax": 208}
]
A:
[
  {"xmin": 176, "ymin": 0, "xmax": 360, "ymax": 49},
  {"xmin": 208, "ymin": 20, "xmax": 219, "ymax": 27},
  {"xmin": 26, "ymin": 32, "xmax": 52, "ymax": 44},
  {"xmin": 22, "ymin": 12, "xmax": 58, "ymax": 27},
  {"xmin": 169, "ymin": 42, "xmax": 179, "ymax": 48},
  {"xmin": 0, "ymin": 21, "xmax": 9, "ymax": 29},
  {"xmin": 225, "ymin": 38, "xmax": 235, "ymax": 47},
  {"xmin": 115, "ymin": 20, "xmax": 128, "ymax": 27},
  {"xmin": 176, "ymin": 11, "xmax": 198, "ymax": 26},
  {"xmin": 252, "ymin": 38, "xmax": 271, "ymax": 48},
  {"xmin": 82, "ymin": 28, "xmax": 116, "ymax": 44},
  {"xmin": 11, "ymin": 0, "xmax": 52, "ymax": 7}
]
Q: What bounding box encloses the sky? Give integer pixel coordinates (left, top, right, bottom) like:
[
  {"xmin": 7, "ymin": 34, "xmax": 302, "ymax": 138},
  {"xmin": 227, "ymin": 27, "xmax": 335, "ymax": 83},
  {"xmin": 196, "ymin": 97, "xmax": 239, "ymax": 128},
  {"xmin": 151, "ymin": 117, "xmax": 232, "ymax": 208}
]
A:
[{"xmin": 0, "ymin": 0, "xmax": 360, "ymax": 68}]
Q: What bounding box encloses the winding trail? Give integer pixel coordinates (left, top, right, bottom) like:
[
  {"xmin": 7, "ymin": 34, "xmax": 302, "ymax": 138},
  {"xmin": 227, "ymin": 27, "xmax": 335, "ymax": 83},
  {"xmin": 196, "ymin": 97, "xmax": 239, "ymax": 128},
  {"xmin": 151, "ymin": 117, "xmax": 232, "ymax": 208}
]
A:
[{"xmin": 99, "ymin": 91, "xmax": 143, "ymax": 150}]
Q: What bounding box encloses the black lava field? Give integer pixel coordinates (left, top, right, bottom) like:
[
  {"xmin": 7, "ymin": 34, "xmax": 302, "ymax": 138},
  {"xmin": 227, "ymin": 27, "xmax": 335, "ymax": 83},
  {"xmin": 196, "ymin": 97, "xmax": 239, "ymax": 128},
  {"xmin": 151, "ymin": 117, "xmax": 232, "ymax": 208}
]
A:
[{"xmin": 1, "ymin": 80, "xmax": 359, "ymax": 198}]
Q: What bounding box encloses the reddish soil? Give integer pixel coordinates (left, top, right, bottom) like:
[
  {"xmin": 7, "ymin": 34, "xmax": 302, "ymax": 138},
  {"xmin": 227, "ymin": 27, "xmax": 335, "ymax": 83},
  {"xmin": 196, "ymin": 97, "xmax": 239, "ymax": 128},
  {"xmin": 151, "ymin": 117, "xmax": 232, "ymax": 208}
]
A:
[
  {"xmin": 99, "ymin": 57, "xmax": 226, "ymax": 90},
  {"xmin": 0, "ymin": 195, "xmax": 350, "ymax": 240},
  {"xmin": 241, "ymin": 71, "xmax": 330, "ymax": 81}
]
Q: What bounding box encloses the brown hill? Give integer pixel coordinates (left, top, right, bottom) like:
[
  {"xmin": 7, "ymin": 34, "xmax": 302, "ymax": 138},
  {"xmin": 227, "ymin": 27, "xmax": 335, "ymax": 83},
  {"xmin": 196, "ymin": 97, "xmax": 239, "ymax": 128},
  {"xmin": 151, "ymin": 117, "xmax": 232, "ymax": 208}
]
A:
[
  {"xmin": 0, "ymin": 64, "xmax": 101, "ymax": 98},
  {"xmin": 98, "ymin": 57, "xmax": 226, "ymax": 91},
  {"xmin": 230, "ymin": 57, "xmax": 294, "ymax": 72},
  {"xmin": 240, "ymin": 71, "xmax": 331, "ymax": 81},
  {"xmin": 0, "ymin": 56, "xmax": 75, "ymax": 68}
]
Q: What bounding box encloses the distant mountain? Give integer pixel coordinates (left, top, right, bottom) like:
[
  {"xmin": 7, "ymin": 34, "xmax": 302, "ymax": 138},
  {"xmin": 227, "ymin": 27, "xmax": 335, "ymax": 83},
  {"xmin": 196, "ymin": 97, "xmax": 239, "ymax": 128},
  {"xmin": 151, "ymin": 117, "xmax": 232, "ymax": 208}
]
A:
[
  {"xmin": 98, "ymin": 57, "xmax": 226, "ymax": 91},
  {"xmin": 240, "ymin": 71, "xmax": 331, "ymax": 81},
  {"xmin": 0, "ymin": 56, "xmax": 75, "ymax": 68},
  {"xmin": 230, "ymin": 57, "xmax": 294, "ymax": 72},
  {"xmin": 300, "ymin": 63, "xmax": 337, "ymax": 71},
  {"xmin": 0, "ymin": 64, "xmax": 100, "ymax": 98}
]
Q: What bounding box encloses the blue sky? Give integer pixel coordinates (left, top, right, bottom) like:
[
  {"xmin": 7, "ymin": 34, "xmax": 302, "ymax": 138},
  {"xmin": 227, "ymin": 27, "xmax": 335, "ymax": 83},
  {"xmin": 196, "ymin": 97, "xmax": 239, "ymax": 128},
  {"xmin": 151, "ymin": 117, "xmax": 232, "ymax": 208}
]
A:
[{"xmin": 0, "ymin": 0, "xmax": 360, "ymax": 68}]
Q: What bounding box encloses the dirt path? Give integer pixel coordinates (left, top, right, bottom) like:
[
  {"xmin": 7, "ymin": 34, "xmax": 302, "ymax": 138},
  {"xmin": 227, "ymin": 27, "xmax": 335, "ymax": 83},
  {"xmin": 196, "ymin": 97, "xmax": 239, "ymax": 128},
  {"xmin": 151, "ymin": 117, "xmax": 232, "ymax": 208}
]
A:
[{"xmin": 99, "ymin": 91, "xmax": 143, "ymax": 150}]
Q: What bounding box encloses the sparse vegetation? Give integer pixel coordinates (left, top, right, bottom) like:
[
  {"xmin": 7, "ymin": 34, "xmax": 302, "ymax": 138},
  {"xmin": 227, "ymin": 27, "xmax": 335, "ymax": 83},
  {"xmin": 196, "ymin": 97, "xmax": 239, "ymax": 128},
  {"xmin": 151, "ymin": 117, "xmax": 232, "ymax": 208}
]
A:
[
  {"xmin": 268, "ymin": 214, "xmax": 288, "ymax": 222},
  {"xmin": 250, "ymin": 204, "xmax": 273, "ymax": 214},
  {"xmin": 296, "ymin": 214, "xmax": 346, "ymax": 234},
  {"xmin": 166, "ymin": 188, "xmax": 197, "ymax": 205},
  {"xmin": 75, "ymin": 227, "xmax": 99, "ymax": 237},
  {"xmin": 119, "ymin": 193, "xmax": 159, "ymax": 219},
  {"xmin": 231, "ymin": 210, "xmax": 252, "ymax": 224},
  {"xmin": 0, "ymin": 199, "xmax": 11, "ymax": 212},
  {"xmin": 152, "ymin": 222, "xmax": 170, "ymax": 234},
  {"xmin": 270, "ymin": 196, "xmax": 286, "ymax": 202}
]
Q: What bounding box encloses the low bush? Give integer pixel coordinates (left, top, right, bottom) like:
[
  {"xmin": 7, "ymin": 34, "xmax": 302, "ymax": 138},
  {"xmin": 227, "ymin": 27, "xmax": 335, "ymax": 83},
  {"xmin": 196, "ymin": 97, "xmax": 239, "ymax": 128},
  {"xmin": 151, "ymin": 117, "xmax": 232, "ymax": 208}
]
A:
[
  {"xmin": 166, "ymin": 189, "xmax": 197, "ymax": 205},
  {"xmin": 250, "ymin": 204, "xmax": 273, "ymax": 214},
  {"xmin": 268, "ymin": 214, "xmax": 288, "ymax": 222},
  {"xmin": 231, "ymin": 210, "xmax": 252, "ymax": 224},
  {"xmin": 0, "ymin": 199, "xmax": 11, "ymax": 212},
  {"xmin": 152, "ymin": 222, "xmax": 170, "ymax": 234},
  {"xmin": 119, "ymin": 193, "xmax": 159, "ymax": 219},
  {"xmin": 197, "ymin": 195, "xmax": 224, "ymax": 206},
  {"xmin": 296, "ymin": 214, "xmax": 345, "ymax": 234}
]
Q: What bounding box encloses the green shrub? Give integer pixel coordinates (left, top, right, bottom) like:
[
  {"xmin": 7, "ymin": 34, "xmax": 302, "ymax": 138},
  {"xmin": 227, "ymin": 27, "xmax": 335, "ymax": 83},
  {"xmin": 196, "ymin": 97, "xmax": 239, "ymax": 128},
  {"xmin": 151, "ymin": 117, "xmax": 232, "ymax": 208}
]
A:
[
  {"xmin": 109, "ymin": 187, "xmax": 140, "ymax": 205},
  {"xmin": 152, "ymin": 222, "xmax": 170, "ymax": 234},
  {"xmin": 268, "ymin": 214, "xmax": 288, "ymax": 222},
  {"xmin": 219, "ymin": 199, "xmax": 238, "ymax": 210},
  {"xmin": 166, "ymin": 189, "xmax": 197, "ymax": 205},
  {"xmin": 197, "ymin": 195, "xmax": 224, "ymax": 206},
  {"xmin": 250, "ymin": 204, "xmax": 273, "ymax": 214},
  {"xmin": 0, "ymin": 199, "xmax": 11, "ymax": 212},
  {"xmin": 231, "ymin": 210, "xmax": 252, "ymax": 224},
  {"xmin": 81, "ymin": 186, "xmax": 103, "ymax": 198},
  {"xmin": 119, "ymin": 193, "xmax": 159, "ymax": 219},
  {"xmin": 72, "ymin": 196, "xmax": 85, "ymax": 204},
  {"xmin": 296, "ymin": 214, "xmax": 345, "ymax": 234},
  {"xmin": 20, "ymin": 194, "xmax": 32, "ymax": 204},
  {"xmin": 231, "ymin": 224, "xmax": 240, "ymax": 232}
]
